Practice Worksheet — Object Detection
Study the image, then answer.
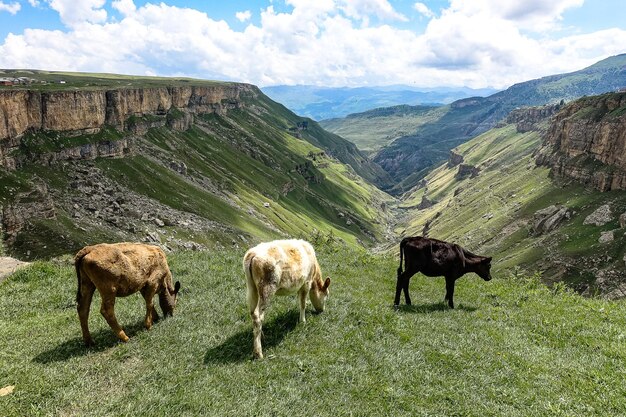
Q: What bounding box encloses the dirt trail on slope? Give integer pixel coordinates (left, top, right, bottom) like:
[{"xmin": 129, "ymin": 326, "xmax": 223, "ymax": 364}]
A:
[{"xmin": 0, "ymin": 257, "xmax": 30, "ymax": 284}]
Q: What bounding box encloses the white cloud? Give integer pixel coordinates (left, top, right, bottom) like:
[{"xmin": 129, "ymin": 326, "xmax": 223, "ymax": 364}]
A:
[
  {"xmin": 28, "ymin": 0, "xmax": 40, "ymax": 7},
  {"xmin": 235, "ymin": 10, "xmax": 251, "ymax": 22},
  {"xmin": 446, "ymin": 0, "xmax": 585, "ymax": 31},
  {"xmin": 0, "ymin": 1, "xmax": 623, "ymax": 89},
  {"xmin": 413, "ymin": 2, "xmax": 434, "ymax": 18},
  {"xmin": 339, "ymin": 0, "xmax": 407, "ymax": 22},
  {"xmin": 0, "ymin": 1, "xmax": 20, "ymax": 14},
  {"xmin": 112, "ymin": 0, "xmax": 136, "ymax": 16},
  {"xmin": 46, "ymin": 0, "xmax": 107, "ymax": 27}
]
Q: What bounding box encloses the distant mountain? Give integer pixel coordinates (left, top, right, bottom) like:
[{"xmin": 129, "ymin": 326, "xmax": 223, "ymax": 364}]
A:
[
  {"xmin": 367, "ymin": 53, "xmax": 626, "ymax": 193},
  {"xmin": 321, "ymin": 54, "xmax": 626, "ymax": 193},
  {"xmin": 261, "ymin": 85, "xmax": 498, "ymax": 120}
]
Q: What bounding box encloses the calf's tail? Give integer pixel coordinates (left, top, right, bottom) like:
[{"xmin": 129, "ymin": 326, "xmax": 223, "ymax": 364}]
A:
[
  {"xmin": 74, "ymin": 247, "xmax": 92, "ymax": 304},
  {"xmin": 244, "ymin": 254, "xmax": 259, "ymax": 312},
  {"xmin": 397, "ymin": 239, "xmax": 407, "ymax": 277}
]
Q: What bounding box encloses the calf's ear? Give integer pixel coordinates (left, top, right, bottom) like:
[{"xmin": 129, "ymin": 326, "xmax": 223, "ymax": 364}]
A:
[
  {"xmin": 323, "ymin": 277, "xmax": 331, "ymax": 290},
  {"xmin": 174, "ymin": 281, "xmax": 181, "ymax": 294}
]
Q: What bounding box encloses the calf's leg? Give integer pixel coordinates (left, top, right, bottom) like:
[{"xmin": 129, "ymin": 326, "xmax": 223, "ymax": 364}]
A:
[
  {"xmin": 77, "ymin": 278, "xmax": 96, "ymax": 346},
  {"xmin": 298, "ymin": 287, "xmax": 308, "ymax": 323},
  {"xmin": 100, "ymin": 295, "xmax": 129, "ymax": 342},
  {"xmin": 395, "ymin": 270, "xmax": 414, "ymax": 306},
  {"xmin": 402, "ymin": 274, "xmax": 412, "ymax": 305},
  {"xmin": 252, "ymin": 286, "xmax": 275, "ymax": 359},
  {"xmin": 445, "ymin": 276, "xmax": 455, "ymax": 309},
  {"xmin": 141, "ymin": 286, "xmax": 159, "ymax": 330}
]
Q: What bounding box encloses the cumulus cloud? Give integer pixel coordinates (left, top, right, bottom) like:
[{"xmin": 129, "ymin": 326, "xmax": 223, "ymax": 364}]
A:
[
  {"xmin": 28, "ymin": 0, "xmax": 40, "ymax": 7},
  {"xmin": 339, "ymin": 0, "xmax": 408, "ymax": 22},
  {"xmin": 235, "ymin": 10, "xmax": 252, "ymax": 22},
  {"xmin": 413, "ymin": 2, "xmax": 434, "ymax": 18},
  {"xmin": 46, "ymin": 0, "xmax": 107, "ymax": 27},
  {"xmin": 446, "ymin": 0, "xmax": 585, "ymax": 31},
  {"xmin": 0, "ymin": 1, "xmax": 623, "ymax": 89},
  {"xmin": 0, "ymin": 1, "xmax": 20, "ymax": 14},
  {"xmin": 112, "ymin": 0, "xmax": 136, "ymax": 16}
]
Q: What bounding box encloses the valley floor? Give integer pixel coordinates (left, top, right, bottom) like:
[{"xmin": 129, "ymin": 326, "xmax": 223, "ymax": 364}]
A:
[{"xmin": 1, "ymin": 246, "xmax": 625, "ymax": 416}]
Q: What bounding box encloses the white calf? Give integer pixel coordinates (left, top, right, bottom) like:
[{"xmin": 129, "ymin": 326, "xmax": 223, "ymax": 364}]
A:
[{"xmin": 243, "ymin": 239, "xmax": 331, "ymax": 359}]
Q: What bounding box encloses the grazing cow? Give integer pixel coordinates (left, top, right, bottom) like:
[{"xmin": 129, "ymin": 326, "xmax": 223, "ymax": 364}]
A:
[
  {"xmin": 243, "ymin": 239, "xmax": 331, "ymax": 359},
  {"xmin": 75, "ymin": 242, "xmax": 181, "ymax": 346},
  {"xmin": 395, "ymin": 236, "xmax": 492, "ymax": 308}
]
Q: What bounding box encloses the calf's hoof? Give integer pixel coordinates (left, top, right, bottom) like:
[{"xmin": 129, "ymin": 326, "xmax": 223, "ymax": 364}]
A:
[
  {"xmin": 84, "ymin": 339, "xmax": 95, "ymax": 348},
  {"xmin": 253, "ymin": 351, "xmax": 263, "ymax": 360},
  {"xmin": 117, "ymin": 331, "xmax": 130, "ymax": 343}
]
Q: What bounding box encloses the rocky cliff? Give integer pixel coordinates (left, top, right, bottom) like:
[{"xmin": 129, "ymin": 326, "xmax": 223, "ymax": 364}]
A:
[
  {"xmin": 0, "ymin": 84, "xmax": 256, "ymax": 168},
  {"xmin": 505, "ymin": 103, "xmax": 562, "ymax": 133},
  {"xmin": 535, "ymin": 92, "xmax": 626, "ymax": 191}
]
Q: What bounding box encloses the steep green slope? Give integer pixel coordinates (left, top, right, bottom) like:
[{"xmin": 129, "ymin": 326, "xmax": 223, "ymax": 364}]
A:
[
  {"xmin": 0, "ymin": 78, "xmax": 393, "ymax": 259},
  {"xmin": 398, "ymin": 120, "xmax": 626, "ymax": 296},
  {"xmin": 320, "ymin": 105, "xmax": 442, "ymax": 154},
  {"xmin": 2, "ymin": 247, "xmax": 626, "ymax": 415},
  {"xmin": 323, "ymin": 54, "xmax": 626, "ymax": 193}
]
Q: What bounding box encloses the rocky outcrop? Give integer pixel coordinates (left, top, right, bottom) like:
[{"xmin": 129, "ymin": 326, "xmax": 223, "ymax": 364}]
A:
[
  {"xmin": 583, "ymin": 204, "xmax": 613, "ymax": 226},
  {"xmin": 506, "ymin": 103, "xmax": 562, "ymax": 132},
  {"xmin": 0, "ymin": 84, "xmax": 257, "ymax": 169},
  {"xmin": 447, "ymin": 151, "xmax": 464, "ymax": 168},
  {"xmin": 455, "ymin": 164, "xmax": 480, "ymax": 179},
  {"xmin": 535, "ymin": 92, "xmax": 626, "ymax": 191},
  {"xmin": 532, "ymin": 204, "xmax": 571, "ymax": 235},
  {"xmin": 417, "ymin": 196, "xmax": 433, "ymax": 209},
  {"xmin": 21, "ymin": 137, "xmax": 135, "ymax": 167},
  {"xmin": 2, "ymin": 182, "xmax": 56, "ymax": 246}
]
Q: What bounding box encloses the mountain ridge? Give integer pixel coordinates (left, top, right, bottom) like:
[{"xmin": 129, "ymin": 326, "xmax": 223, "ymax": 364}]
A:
[
  {"xmin": 0, "ymin": 71, "xmax": 392, "ymax": 259},
  {"xmin": 261, "ymin": 84, "xmax": 498, "ymax": 120},
  {"xmin": 323, "ymin": 53, "xmax": 626, "ymax": 193}
]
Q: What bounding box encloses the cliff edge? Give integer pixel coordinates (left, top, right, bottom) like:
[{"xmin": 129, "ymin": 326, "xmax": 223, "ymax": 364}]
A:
[{"xmin": 536, "ymin": 92, "xmax": 626, "ymax": 191}]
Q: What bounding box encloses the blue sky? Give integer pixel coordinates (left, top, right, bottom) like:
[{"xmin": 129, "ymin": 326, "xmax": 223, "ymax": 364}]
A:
[{"xmin": 0, "ymin": 0, "xmax": 624, "ymax": 88}]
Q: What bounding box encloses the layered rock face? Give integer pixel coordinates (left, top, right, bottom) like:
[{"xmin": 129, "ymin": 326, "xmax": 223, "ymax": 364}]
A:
[
  {"xmin": 505, "ymin": 103, "xmax": 561, "ymax": 133},
  {"xmin": 0, "ymin": 84, "xmax": 257, "ymax": 168},
  {"xmin": 535, "ymin": 92, "xmax": 626, "ymax": 191}
]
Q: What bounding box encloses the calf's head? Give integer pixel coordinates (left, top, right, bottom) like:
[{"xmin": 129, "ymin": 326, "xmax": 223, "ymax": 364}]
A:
[
  {"xmin": 159, "ymin": 281, "xmax": 181, "ymax": 317},
  {"xmin": 310, "ymin": 277, "xmax": 331, "ymax": 312},
  {"xmin": 475, "ymin": 257, "xmax": 492, "ymax": 281}
]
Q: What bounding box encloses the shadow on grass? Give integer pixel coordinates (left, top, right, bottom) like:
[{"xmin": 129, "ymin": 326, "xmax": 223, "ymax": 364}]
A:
[
  {"xmin": 204, "ymin": 310, "xmax": 299, "ymax": 364},
  {"xmin": 396, "ymin": 302, "xmax": 478, "ymax": 314},
  {"xmin": 32, "ymin": 319, "xmax": 147, "ymax": 364}
]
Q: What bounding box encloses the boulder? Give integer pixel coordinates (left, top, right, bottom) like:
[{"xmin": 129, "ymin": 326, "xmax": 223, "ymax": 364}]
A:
[
  {"xmin": 599, "ymin": 231, "xmax": 614, "ymax": 243},
  {"xmin": 620, "ymin": 212, "xmax": 626, "ymax": 228},
  {"xmin": 583, "ymin": 204, "xmax": 613, "ymax": 226},
  {"xmin": 532, "ymin": 204, "xmax": 571, "ymax": 235}
]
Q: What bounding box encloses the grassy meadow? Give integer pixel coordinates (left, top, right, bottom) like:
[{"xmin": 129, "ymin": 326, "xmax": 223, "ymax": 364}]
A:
[{"xmin": 1, "ymin": 245, "xmax": 626, "ymax": 416}]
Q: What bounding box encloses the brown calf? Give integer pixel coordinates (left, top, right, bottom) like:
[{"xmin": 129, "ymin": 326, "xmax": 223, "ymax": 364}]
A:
[
  {"xmin": 243, "ymin": 239, "xmax": 331, "ymax": 359},
  {"xmin": 75, "ymin": 242, "xmax": 180, "ymax": 346}
]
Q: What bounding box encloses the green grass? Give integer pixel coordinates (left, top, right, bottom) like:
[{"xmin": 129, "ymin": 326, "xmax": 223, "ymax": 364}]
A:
[
  {"xmin": 320, "ymin": 105, "xmax": 443, "ymax": 154},
  {"xmin": 1, "ymin": 246, "xmax": 626, "ymax": 416},
  {"xmin": 0, "ymin": 69, "xmax": 233, "ymax": 91}
]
